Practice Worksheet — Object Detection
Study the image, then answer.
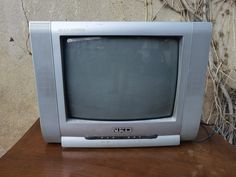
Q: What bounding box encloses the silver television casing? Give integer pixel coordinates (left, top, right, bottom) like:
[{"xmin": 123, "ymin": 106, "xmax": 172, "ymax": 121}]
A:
[{"xmin": 30, "ymin": 22, "xmax": 212, "ymax": 147}]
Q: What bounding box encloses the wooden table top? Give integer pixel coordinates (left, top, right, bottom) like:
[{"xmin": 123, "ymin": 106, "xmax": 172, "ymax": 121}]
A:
[{"xmin": 0, "ymin": 120, "xmax": 236, "ymax": 177}]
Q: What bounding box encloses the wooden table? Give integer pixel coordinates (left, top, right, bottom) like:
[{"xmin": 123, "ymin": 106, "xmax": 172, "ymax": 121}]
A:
[{"xmin": 0, "ymin": 120, "xmax": 236, "ymax": 177}]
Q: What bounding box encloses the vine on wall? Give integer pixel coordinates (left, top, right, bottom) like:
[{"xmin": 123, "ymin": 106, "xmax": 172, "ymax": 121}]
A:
[{"xmin": 145, "ymin": 0, "xmax": 236, "ymax": 144}]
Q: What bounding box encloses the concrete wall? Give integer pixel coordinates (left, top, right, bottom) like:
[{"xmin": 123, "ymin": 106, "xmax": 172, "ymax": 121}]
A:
[{"xmin": 0, "ymin": 0, "xmax": 181, "ymax": 156}]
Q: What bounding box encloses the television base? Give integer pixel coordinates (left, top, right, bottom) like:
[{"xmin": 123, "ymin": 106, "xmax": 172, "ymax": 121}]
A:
[{"xmin": 61, "ymin": 135, "xmax": 180, "ymax": 148}]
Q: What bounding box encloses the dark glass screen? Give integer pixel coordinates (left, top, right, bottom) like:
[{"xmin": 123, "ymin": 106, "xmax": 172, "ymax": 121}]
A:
[{"xmin": 62, "ymin": 37, "xmax": 179, "ymax": 120}]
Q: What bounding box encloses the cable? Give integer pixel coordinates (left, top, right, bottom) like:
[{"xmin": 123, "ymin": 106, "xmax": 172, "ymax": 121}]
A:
[
  {"xmin": 200, "ymin": 120, "xmax": 214, "ymax": 126},
  {"xmin": 194, "ymin": 122, "xmax": 216, "ymax": 143}
]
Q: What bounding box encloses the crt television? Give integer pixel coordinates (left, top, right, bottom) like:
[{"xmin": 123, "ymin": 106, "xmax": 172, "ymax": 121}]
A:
[{"xmin": 30, "ymin": 22, "xmax": 212, "ymax": 147}]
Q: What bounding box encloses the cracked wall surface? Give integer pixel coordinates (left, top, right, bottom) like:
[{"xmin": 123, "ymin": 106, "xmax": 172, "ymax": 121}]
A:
[{"xmin": 0, "ymin": 0, "xmax": 183, "ymax": 157}]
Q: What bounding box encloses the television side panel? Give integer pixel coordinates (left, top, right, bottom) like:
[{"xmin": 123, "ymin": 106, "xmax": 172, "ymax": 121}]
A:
[
  {"xmin": 180, "ymin": 23, "xmax": 212, "ymax": 140},
  {"xmin": 30, "ymin": 22, "xmax": 61, "ymax": 142}
]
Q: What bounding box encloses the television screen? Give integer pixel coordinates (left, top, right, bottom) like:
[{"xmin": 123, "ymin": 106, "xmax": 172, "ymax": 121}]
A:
[{"xmin": 62, "ymin": 36, "xmax": 179, "ymax": 120}]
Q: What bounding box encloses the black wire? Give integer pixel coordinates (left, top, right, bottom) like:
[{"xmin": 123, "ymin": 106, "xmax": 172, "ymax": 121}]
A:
[
  {"xmin": 200, "ymin": 120, "xmax": 214, "ymax": 126},
  {"xmin": 194, "ymin": 122, "xmax": 216, "ymax": 143}
]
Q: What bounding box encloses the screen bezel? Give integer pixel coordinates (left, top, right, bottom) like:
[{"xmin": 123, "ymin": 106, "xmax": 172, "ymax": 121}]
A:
[{"xmin": 51, "ymin": 22, "xmax": 193, "ymax": 137}]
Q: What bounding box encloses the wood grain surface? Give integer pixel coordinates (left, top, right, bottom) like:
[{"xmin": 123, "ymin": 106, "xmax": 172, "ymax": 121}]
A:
[{"xmin": 0, "ymin": 120, "xmax": 236, "ymax": 177}]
